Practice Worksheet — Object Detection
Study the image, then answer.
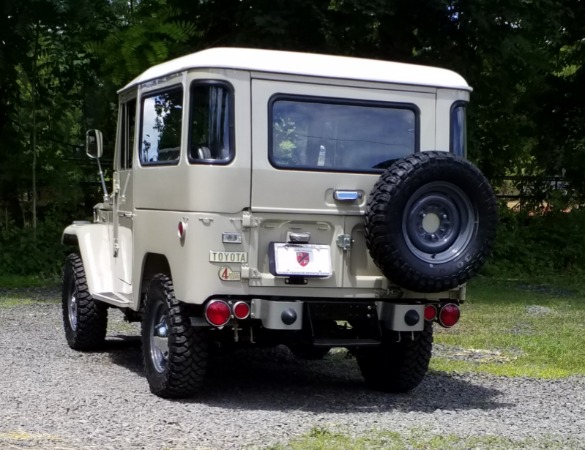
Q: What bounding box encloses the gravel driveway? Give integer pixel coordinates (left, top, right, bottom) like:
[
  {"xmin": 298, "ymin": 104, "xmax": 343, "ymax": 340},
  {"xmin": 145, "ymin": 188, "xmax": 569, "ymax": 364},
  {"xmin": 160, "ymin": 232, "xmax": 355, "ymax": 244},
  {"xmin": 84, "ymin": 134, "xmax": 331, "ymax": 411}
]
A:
[{"xmin": 1, "ymin": 288, "xmax": 584, "ymax": 449}]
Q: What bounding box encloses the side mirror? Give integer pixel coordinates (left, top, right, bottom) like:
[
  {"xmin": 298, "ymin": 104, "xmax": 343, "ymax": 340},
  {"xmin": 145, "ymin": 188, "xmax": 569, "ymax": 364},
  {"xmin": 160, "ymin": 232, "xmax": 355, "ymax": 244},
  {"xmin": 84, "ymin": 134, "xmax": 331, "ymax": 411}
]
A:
[
  {"xmin": 86, "ymin": 129, "xmax": 103, "ymax": 159},
  {"xmin": 85, "ymin": 129, "xmax": 109, "ymax": 202}
]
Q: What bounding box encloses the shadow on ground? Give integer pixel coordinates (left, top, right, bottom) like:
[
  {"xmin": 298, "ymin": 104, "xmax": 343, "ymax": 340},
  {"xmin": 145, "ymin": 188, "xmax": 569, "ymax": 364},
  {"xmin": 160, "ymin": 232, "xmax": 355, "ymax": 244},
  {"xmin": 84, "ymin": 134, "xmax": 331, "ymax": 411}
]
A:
[{"xmin": 105, "ymin": 338, "xmax": 509, "ymax": 414}]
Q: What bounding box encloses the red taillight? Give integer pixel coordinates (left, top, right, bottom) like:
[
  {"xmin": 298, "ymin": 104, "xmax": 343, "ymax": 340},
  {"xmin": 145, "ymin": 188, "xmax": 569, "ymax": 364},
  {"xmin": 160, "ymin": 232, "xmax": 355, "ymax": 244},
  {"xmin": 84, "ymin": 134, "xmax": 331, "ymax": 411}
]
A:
[
  {"xmin": 233, "ymin": 301, "xmax": 250, "ymax": 320},
  {"xmin": 205, "ymin": 300, "xmax": 231, "ymax": 327},
  {"xmin": 424, "ymin": 304, "xmax": 438, "ymax": 321},
  {"xmin": 438, "ymin": 303, "xmax": 460, "ymax": 328}
]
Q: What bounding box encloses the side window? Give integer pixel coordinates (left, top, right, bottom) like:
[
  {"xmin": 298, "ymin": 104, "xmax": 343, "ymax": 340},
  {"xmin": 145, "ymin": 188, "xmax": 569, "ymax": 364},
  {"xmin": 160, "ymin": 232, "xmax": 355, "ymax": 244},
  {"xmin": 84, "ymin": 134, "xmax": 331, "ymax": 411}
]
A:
[
  {"xmin": 140, "ymin": 87, "xmax": 183, "ymax": 165},
  {"xmin": 189, "ymin": 82, "xmax": 233, "ymax": 164},
  {"xmin": 450, "ymin": 101, "xmax": 467, "ymax": 157},
  {"xmin": 120, "ymin": 99, "xmax": 136, "ymax": 170}
]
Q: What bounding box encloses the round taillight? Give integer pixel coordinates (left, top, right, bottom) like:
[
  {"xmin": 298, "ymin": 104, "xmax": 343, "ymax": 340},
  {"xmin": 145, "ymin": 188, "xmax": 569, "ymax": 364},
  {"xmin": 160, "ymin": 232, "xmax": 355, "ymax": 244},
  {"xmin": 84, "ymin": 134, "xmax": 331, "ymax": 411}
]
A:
[
  {"xmin": 232, "ymin": 301, "xmax": 250, "ymax": 320},
  {"xmin": 424, "ymin": 304, "xmax": 438, "ymax": 321},
  {"xmin": 438, "ymin": 303, "xmax": 460, "ymax": 328},
  {"xmin": 205, "ymin": 300, "xmax": 231, "ymax": 327}
]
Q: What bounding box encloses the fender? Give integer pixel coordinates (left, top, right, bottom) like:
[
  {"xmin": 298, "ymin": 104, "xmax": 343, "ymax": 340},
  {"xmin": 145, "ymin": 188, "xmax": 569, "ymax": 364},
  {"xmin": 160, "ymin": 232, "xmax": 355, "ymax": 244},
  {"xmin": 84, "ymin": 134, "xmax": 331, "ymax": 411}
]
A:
[{"xmin": 62, "ymin": 223, "xmax": 114, "ymax": 295}]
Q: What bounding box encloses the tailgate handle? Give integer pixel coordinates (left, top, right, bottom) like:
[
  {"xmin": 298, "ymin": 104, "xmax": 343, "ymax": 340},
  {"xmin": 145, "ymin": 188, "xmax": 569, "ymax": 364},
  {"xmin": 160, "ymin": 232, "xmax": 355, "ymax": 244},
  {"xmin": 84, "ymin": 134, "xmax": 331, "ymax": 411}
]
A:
[{"xmin": 333, "ymin": 190, "xmax": 362, "ymax": 202}]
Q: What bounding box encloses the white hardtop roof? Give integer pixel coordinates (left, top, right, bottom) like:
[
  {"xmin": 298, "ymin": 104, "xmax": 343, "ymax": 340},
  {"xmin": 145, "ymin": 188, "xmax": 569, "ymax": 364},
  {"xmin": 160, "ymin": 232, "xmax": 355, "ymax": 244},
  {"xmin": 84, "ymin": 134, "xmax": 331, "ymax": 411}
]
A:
[{"xmin": 121, "ymin": 47, "xmax": 471, "ymax": 92}]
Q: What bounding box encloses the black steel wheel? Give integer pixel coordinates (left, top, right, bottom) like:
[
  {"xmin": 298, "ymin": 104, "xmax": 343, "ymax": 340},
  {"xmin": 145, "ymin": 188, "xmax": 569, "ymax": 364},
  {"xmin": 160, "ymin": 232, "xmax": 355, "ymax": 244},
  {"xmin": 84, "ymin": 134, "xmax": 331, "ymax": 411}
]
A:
[
  {"xmin": 365, "ymin": 151, "xmax": 497, "ymax": 292},
  {"xmin": 142, "ymin": 274, "xmax": 209, "ymax": 399},
  {"xmin": 62, "ymin": 253, "xmax": 108, "ymax": 350},
  {"xmin": 357, "ymin": 321, "xmax": 433, "ymax": 393}
]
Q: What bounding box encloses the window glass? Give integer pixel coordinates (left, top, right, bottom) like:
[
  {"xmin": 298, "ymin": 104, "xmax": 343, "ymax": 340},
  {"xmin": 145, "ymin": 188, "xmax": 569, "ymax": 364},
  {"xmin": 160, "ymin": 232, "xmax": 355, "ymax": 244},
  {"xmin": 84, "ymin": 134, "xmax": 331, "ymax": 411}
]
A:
[
  {"xmin": 120, "ymin": 99, "xmax": 136, "ymax": 170},
  {"xmin": 189, "ymin": 83, "xmax": 232, "ymax": 163},
  {"xmin": 450, "ymin": 102, "xmax": 467, "ymax": 157},
  {"xmin": 140, "ymin": 88, "xmax": 183, "ymax": 164},
  {"xmin": 270, "ymin": 97, "xmax": 417, "ymax": 172}
]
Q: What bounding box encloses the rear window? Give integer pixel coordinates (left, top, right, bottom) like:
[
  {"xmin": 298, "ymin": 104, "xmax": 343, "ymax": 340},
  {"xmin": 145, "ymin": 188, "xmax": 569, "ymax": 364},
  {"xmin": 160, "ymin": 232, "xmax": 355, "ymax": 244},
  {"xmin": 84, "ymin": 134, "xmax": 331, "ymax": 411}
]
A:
[{"xmin": 270, "ymin": 96, "xmax": 418, "ymax": 172}]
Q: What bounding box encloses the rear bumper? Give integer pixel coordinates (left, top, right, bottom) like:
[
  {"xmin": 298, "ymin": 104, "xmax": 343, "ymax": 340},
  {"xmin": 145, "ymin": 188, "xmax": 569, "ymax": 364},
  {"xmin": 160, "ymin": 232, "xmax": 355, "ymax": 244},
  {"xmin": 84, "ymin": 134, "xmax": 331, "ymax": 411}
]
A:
[{"xmin": 250, "ymin": 298, "xmax": 427, "ymax": 332}]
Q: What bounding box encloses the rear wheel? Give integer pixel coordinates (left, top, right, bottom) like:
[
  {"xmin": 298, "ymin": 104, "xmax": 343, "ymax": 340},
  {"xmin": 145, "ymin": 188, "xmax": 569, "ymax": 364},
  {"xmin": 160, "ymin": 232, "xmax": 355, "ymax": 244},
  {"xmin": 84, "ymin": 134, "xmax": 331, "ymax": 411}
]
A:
[
  {"xmin": 357, "ymin": 321, "xmax": 433, "ymax": 393},
  {"xmin": 62, "ymin": 253, "xmax": 108, "ymax": 350},
  {"xmin": 142, "ymin": 274, "xmax": 209, "ymax": 398}
]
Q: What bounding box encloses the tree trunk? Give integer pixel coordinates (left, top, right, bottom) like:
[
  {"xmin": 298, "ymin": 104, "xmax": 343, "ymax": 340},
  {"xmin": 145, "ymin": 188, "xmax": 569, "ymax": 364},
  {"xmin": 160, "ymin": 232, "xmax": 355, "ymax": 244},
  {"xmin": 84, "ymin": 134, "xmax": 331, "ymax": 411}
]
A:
[{"xmin": 31, "ymin": 21, "xmax": 40, "ymax": 233}]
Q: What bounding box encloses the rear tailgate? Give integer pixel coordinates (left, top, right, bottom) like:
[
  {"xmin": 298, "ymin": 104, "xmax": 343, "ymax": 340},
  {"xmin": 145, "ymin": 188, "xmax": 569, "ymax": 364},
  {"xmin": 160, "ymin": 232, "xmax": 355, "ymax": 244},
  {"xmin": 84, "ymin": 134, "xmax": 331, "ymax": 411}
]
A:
[{"xmin": 249, "ymin": 78, "xmax": 436, "ymax": 289}]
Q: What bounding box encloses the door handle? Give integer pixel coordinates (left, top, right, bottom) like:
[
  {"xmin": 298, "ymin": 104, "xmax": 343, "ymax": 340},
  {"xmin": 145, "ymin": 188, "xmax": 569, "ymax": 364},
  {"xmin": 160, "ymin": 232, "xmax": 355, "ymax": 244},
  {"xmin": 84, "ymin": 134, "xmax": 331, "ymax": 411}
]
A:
[{"xmin": 333, "ymin": 190, "xmax": 363, "ymax": 202}]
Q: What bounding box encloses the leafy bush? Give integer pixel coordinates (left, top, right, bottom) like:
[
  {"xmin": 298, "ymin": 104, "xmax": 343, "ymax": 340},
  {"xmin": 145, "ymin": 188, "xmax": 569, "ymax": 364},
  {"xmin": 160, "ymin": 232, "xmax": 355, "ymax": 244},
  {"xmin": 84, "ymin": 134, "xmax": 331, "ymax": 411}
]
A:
[
  {"xmin": 0, "ymin": 219, "xmax": 66, "ymax": 276},
  {"xmin": 486, "ymin": 202, "xmax": 585, "ymax": 278}
]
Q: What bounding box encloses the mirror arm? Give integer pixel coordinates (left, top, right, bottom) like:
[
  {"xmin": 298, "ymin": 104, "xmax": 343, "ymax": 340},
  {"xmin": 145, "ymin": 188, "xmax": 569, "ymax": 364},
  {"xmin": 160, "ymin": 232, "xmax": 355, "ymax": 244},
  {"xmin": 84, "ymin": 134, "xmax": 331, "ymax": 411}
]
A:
[{"xmin": 96, "ymin": 157, "xmax": 110, "ymax": 203}]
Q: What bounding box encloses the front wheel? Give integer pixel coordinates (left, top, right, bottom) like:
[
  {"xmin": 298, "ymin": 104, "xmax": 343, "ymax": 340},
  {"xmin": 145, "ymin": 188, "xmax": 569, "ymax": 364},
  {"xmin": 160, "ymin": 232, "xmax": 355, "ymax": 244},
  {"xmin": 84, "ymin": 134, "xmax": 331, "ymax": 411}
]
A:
[
  {"xmin": 142, "ymin": 274, "xmax": 209, "ymax": 398},
  {"xmin": 62, "ymin": 253, "xmax": 108, "ymax": 350},
  {"xmin": 356, "ymin": 321, "xmax": 433, "ymax": 393}
]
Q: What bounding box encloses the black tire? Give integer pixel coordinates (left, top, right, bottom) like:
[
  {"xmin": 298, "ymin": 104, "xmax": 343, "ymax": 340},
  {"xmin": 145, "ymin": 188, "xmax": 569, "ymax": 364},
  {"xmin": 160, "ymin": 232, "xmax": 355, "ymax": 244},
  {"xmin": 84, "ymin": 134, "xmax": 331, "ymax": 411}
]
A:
[
  {"xmin": 142, "ymin": 274, "xmax": 208, "ymax": 399},
  {"xmin": 365, "ymin": 151, "xmax": 497, "ymax": 293},
  {"xmin": 62, "ymin": 253, "xmax": 108, "ymax": 350},
  {"xmin": 357, "ymin": 321, "xmax": 433, "ymax": 393}
]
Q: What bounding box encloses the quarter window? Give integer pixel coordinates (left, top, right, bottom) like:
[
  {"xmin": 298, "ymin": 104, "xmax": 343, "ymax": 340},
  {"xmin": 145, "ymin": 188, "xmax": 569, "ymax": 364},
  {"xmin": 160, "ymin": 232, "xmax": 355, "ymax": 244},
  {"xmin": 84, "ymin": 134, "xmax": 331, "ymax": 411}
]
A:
[
  {"xmin": 189, "ymin": 82, "xmax": 233, "ymax": 163},
  {"xmin": 120, "ymin": 99, "xmax": 136, "ymax": 170},
  {"xmin": 450, "ymin": 102, "xmax": 467, "ymax": 157},
  {"xmin": 270, "ymin": 96, "xmax": 417, "ymax": 172},
  {"xmin": 140, "ymin": 88, "xmax": 183, "ymax": 165}
]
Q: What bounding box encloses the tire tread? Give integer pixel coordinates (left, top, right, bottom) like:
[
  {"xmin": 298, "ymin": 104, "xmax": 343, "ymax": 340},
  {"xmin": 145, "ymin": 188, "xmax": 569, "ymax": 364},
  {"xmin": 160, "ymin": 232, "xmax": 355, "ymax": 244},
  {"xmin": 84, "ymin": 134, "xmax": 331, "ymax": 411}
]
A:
[
  {"xmin": 62, "ymin": 253, "xmax": 108, "ymax": 350},
  {"xmin": 364, "ymin": 151, "xmax": 497, "ymax": 292},
  {"xmin": 357, "ymin": 322, "xmax": 433, "ymax": 393},
  {"xmin": 142, "ymin": 274, "xmax": 208, "ymax": 399}
]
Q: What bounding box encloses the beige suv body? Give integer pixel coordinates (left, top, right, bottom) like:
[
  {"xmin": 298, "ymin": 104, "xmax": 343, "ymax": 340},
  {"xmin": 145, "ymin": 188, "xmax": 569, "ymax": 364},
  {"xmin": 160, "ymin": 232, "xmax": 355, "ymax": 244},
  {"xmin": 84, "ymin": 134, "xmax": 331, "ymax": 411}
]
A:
[{"xmin": 61, "ymin": 48, "xmax": 496, "ymax": 398}]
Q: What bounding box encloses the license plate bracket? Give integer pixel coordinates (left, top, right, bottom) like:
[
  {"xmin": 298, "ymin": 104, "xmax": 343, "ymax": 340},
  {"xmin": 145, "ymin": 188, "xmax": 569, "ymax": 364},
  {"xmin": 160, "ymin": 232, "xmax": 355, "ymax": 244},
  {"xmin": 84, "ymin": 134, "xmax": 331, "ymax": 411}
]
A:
[{"xmin": 269, "ymin": 242, "xmax": 332, "ymax": 278}]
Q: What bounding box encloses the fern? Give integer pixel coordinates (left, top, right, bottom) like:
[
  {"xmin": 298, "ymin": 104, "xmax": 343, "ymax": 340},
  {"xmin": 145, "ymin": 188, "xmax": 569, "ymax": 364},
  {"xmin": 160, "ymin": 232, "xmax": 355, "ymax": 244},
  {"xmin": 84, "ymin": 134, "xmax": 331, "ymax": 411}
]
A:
[{"xmin": 84, "ymin": 4, "xmax": 198, "ymax": 84}]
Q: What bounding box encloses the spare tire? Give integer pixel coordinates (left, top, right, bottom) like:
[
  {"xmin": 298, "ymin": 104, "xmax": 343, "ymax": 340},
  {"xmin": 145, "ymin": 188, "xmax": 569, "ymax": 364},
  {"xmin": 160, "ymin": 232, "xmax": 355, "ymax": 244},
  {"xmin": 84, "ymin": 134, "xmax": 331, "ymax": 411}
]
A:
[{"xmin": 364, "ymin": 151, "xmax": 497, "ymax": 293}]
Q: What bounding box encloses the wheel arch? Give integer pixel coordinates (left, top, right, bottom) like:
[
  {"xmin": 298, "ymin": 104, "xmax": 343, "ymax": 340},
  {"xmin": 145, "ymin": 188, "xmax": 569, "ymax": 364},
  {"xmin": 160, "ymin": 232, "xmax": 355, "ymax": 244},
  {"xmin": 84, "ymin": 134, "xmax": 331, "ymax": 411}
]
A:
[
  {"xmin": 62, "ymin": 223, "xmax": 114, "ymax": 295},
  {"xmin": 139, "ymin": 253, "xmax": 172, "ymax": 308}
]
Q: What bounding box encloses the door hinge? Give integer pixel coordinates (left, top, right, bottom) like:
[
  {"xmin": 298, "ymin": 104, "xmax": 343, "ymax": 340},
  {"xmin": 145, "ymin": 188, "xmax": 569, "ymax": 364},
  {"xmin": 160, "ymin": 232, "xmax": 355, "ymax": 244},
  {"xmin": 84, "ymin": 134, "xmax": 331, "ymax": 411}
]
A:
[
  {"xmin": 336, "ymin": 234, "xmax": 353, "ymax": 251},
  {"xmin": 242, "ymin": 211, "xmax": 262, "ymax": 228},
  {"xmin": 118, "ymin": 211, "xmax": 135, "ymax": 219}
]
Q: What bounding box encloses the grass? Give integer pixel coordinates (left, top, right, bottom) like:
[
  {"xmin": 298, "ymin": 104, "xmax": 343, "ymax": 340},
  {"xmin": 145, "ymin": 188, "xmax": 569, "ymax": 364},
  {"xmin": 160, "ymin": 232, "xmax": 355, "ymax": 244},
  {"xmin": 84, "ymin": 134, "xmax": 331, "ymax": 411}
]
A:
[
  {"xmin": 430, "ymin": 276, "xmax": 585, "ymax": 378},
  {"xmin": 265, "ymin": 427, "xmax": 576, "ymax": 450},
  {"xmin": 0, "ymin": 274, "xmax": 60, "ymax": 289},
  {"xmin": 0, "ymin": 296, "xmax": 59, "ymax": 307},
  {"xmin": 0, "ymin": 275, "xmax": 60, "ymax": 306}
]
